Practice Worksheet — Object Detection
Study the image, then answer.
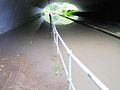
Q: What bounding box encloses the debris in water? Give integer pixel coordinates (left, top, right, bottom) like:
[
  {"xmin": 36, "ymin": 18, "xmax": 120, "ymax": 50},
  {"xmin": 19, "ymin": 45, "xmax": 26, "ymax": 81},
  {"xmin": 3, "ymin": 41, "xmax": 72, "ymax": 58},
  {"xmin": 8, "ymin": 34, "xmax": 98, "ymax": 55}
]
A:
[
  {"xmin": 17, "ymin": 54, "xmax": 20, "ymax": 57},
  {"xmin": 0, "ymin": 64, "xmax": 6, "ymax": 67},
  {"xmin": 1, "ymin": 58, "xmax": 5, "ymax": 60},
  {"xmin": 51, "ymin": 58, "xmax": 57, "ymax": 61},
  {"xmin": 30, "ymin": 41, "xmax": 33, "ymax": 44},
  {"xmin": 56, "ymin": 71, "xmax": 59, "ymax": 75}
]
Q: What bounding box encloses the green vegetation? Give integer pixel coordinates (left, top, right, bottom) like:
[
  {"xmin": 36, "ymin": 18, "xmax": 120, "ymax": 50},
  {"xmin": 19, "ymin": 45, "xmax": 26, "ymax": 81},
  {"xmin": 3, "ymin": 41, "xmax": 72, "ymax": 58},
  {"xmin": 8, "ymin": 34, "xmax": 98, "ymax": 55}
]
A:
[
  {"xmin": 43, "ymin": 2, "xmax": 79, "ymax": 25},
  {"xmin": 62, "ymin": 9, "xmax": 79, "ymax": 17},
  {"xmin": 56, "ymin": 71, "xmax": 59, "ymax": 75},
  {"xmin": 42, "ymin": 12, "xmax": 45, "ymax": 16},
  {"xmin": 116, "ymin": 32, "xmax": 120, "ymax": 35}
]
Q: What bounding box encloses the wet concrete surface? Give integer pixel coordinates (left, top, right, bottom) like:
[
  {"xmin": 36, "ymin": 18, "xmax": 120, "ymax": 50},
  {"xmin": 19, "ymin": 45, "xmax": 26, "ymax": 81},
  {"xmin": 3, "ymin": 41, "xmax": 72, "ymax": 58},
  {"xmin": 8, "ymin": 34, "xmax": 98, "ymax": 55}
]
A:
[
  {"xmin": 57, "ymin": 23, "xmax": 120, "ymax": 90},
  {"xmin": 0, "ymin": 17, "xmax": 120, "ymax": 90},
  {"xmin": 0, "ymin": 19, "xmax": 67, "ymax": 90},
  {"xmin": 83, "ymin": 19, "xmax": 120, "ymax": 34}
]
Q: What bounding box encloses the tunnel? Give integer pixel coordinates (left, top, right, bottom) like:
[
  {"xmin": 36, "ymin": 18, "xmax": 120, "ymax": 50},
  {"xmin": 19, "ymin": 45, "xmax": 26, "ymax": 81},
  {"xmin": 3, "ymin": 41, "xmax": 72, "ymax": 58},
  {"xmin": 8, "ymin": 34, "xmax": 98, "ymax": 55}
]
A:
[{"xmin": 0, "ymin": 0, "xmax": 120, "ymax": 90}]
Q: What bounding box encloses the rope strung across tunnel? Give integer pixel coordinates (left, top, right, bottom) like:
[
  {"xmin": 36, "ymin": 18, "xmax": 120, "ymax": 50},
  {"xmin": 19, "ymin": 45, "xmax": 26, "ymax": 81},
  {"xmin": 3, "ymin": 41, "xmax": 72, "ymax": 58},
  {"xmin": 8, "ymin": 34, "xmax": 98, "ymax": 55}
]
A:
[{"xmin": 49, "ymin": 14, "xmax": 109, "ymax": 90}]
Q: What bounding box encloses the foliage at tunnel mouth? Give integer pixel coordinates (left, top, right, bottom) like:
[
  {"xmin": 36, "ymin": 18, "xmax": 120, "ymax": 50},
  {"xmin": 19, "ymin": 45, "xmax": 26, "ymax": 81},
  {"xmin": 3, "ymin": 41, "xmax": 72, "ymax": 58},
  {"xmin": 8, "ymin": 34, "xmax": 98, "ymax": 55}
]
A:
[{"xmin": 42, "ymin": 2, "xmax": 79, "ymax": 25}]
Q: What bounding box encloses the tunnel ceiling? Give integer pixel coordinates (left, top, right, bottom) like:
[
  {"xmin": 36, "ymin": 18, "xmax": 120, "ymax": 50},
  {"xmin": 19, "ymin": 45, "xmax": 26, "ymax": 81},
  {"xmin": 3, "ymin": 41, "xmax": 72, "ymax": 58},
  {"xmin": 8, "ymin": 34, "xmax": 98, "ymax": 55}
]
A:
[
  {"xmin": 31, "ymin": 0, "xmax": 105, "ymax": 11},
  {"xmin": 31, "ymin": 0, "xmax": 117, "ymax": 12},
  {"xmin": 31, "ymin": 0, "xmax": 120, "ymax": 21}
]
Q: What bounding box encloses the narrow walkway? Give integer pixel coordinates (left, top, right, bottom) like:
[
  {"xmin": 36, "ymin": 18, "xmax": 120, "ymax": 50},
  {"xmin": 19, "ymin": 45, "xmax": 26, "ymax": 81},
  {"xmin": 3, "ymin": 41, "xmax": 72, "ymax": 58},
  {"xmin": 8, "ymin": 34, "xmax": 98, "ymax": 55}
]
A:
[
  {"xmin": 57, "ymin": 23, "xmax": 120, "ymax": 90},
  {"xmin": 0, "ymin": 19, "xmax": 67, "ymax": 90}
]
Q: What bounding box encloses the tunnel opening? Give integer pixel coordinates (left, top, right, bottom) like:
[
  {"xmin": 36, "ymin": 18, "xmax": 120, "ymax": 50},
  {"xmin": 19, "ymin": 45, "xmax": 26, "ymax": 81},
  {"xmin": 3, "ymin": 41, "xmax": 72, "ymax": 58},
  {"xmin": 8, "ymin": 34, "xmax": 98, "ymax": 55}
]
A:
[{"xmin": 42, "ymin": 2, "xmax": 79, "ymax": 25}]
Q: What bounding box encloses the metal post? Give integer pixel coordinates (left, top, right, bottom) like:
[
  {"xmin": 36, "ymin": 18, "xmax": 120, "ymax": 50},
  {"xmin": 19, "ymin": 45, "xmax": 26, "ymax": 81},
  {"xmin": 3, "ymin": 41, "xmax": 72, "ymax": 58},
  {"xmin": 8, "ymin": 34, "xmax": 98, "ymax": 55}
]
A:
[
  {"xmin": 52, "ymin": 25, "xmax": 56, "ymax": 46},
  {"xmin": 68, "ymin": 51, "xmax": 72, "ymax": 90},
  {"xmin": 55, "ymin": 33, "xmax": 59, "ymax": 54}
]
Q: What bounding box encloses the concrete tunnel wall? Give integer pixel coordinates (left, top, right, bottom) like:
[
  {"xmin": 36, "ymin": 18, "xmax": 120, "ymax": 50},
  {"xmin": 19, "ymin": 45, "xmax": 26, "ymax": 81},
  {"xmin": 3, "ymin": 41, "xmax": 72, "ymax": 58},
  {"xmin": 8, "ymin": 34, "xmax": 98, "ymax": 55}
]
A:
[
  {"xmin": 1, "ymin": 0, "xmax": 120, "ymax": 34},
  {"xmin": 0, "ymin": 0, "xmax": 120, "ymax": 89},
  {"xmin": 0, "ymin": 0, "xmax": 43, "ymax": 35}
]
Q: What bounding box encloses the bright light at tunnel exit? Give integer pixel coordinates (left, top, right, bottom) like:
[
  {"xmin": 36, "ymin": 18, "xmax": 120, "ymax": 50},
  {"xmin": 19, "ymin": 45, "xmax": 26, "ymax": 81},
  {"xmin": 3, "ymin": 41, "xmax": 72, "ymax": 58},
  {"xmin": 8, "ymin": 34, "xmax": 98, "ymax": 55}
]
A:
[{"xmin": 42, "ymin": 2, "xmax": 79, "ymax": 25}]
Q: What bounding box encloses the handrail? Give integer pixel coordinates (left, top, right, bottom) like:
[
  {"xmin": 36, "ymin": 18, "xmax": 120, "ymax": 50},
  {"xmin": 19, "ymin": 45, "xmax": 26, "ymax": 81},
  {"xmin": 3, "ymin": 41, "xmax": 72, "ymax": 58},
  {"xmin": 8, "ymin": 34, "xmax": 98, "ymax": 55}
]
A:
[{"xmin": 50, "ymin": 14, "xmax": 109, "ymax": 90}]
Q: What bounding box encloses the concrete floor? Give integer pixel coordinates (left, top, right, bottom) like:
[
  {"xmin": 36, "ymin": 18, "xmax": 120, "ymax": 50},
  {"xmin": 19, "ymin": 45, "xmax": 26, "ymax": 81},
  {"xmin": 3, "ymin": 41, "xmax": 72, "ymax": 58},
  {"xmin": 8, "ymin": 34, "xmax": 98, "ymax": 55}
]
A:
[{"xmin": 0, "ymin": 18, "xmax": 120, "ymax": 90}]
